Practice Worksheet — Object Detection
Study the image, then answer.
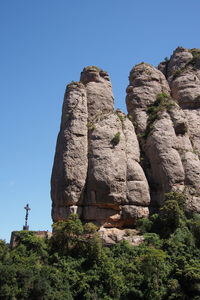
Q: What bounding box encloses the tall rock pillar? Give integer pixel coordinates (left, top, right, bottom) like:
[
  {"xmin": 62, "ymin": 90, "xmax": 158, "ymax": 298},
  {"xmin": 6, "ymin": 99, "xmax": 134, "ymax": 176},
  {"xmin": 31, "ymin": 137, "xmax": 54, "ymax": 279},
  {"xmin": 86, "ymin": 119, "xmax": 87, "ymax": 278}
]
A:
[{"xmin": 51, "ymin": 66, "xmax": 150, "ymax": 226}]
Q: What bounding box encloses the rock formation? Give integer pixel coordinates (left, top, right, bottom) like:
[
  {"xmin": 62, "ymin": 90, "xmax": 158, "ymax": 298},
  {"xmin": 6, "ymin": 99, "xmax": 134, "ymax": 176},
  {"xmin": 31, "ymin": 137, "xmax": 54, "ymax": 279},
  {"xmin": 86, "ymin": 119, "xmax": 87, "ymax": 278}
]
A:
[
  {"xmin": 51, "ymin": 47, "xmax": 200, "ymax": 229},
  {"xmin": 127, "ymin": 47, "xmax": 200, "ymax": 212},
  {"xmin": 51, "ymin": 66, "xmax": 150, "ymax": 227}
]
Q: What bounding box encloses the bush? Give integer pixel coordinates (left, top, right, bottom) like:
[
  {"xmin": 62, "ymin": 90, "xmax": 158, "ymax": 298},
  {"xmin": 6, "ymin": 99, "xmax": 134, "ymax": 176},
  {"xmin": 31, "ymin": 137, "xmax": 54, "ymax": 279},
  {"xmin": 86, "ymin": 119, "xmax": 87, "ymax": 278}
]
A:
[
  {"xmin": 159, "ymin": 200, "xmax": 184, "ymax": 238},
  {"xmin": 51, "ymin": 214, "xmax": 84, "ymax": 255},
  {"xmin": 144, "ymin": 93, "xmax": 175, "ymax": 138},
  {"xmin": 165, "ymin": 191, "xmax": 187, "ymax": 210},
  {"xmin": 86, "ymin": 122, "xmax": 96, "ymax": 130},
  {"xmin": 187, "ymin": 215, "xmax": 200, "ymax": 247},
  {"xmin": 83, "ymin": 222, "xmax": 98, "ymax": 234},
  {"xmin": 115, "ymin": 110, "xmax": 126, "ymax": 123},
  {"xmin": 143, "ymin": 233, "xmax": 163, "ymax": 248},
  {"xmin": 111, "ymin": 132, "xmax": 120, "ymax": 146},
  {"xmin": 136, "ymin": 217, "xmax": 153, "ymax": 234},
  {"xmin": 189, "ymin": 48, "xmax": 200, "ymax": 67},
  {"xmin": 1, "ymin": 194, "xmax": 200, "ymax": 299}
]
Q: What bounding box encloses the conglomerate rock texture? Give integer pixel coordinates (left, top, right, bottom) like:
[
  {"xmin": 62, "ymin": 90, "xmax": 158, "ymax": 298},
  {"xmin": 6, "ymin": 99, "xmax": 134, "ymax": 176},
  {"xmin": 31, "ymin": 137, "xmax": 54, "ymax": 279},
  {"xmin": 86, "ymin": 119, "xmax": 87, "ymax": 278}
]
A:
[{"xmin": 51, "ymin": 47, "xmax": 200, "ymax": 228}]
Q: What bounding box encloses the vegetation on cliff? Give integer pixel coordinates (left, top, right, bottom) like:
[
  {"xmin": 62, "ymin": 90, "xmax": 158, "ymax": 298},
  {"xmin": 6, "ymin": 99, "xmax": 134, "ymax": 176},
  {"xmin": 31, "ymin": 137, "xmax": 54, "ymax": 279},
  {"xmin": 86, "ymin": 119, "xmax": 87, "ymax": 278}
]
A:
[{"xmin": 1, "ymin": 193, "xmax": 200, "ymax": 300}]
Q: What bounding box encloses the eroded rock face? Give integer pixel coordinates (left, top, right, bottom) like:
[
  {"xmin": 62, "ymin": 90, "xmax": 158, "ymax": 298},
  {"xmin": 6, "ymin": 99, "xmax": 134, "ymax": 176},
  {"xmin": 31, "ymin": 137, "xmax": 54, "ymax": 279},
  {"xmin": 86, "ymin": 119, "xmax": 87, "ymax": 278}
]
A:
[
  {"xmin": 80, "ymin": 66, "xmax": 114, "ymax": 121},
  {"xmin": 51, "ymin": 67, "xmax": 150, "ymax": 227},
  {"xmin": 51, "ymin": 82, "xmax": 88, "ymax": 220},
  {"xmin": 127, "ymin": 47, "xmax": 200, "ymax": 212},
  {"xmin": 51, "ymin": 47, "xmax": 200, "ymax": 229},
  {"xmin": 166, "ymin": 47, "xmax": 200, "ymax": 211},
  {"xmin": 126, "ymin": 63, "xmax": 170, "ymax": 135}
]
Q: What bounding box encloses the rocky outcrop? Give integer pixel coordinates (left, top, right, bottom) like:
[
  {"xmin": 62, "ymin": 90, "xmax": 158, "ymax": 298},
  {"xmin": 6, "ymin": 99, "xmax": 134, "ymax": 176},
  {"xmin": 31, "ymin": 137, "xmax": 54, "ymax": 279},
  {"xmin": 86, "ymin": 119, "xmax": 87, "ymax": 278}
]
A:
[
  {"xmin": 127, "ymin": 47, "xmax": 200, "ymax": 211},
  {"xmin": 126, "ymin": 63, "xmax": 170, "ymax": 136},
  {"xmin": 51, "ymin": 47, "xmax": 200, "ymax": 230},
  {"xmin": 51, "ymin": 66, "xmax": 150, "ymax": 227},
  {"xmin": 166, "ymin": 48, "xmax": 200, "ymax": 211},
  {"xmin": 99, "ymin": 228, "xmax": 144, "ymax": 246},
  {"xmin": 51, "ymin": 82, "xmax": 88, "ymax": 220}
]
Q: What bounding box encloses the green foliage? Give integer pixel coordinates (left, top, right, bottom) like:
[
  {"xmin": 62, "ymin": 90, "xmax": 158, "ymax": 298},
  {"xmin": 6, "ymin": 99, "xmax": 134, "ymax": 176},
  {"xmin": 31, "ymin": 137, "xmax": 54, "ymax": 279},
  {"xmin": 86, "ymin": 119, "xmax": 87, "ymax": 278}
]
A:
[
  {"xmin": 144, "ymin": 93, "xmax": 175, "ymax": 138},
  {"xmin": 111, "ymin": 131, "xmax": 120, "ymax": 146},
  {"xmin": 0, "ymin": 240, "xmax": 9, "ymax": 262},
  {"xmin": 138, "ymin": 192, "xmax": 187, "ymax": 239},
  {"xmin": 165, "ymin": 191, "xmax": 186, "ymax": 210},
  {"xmin": 13, "ymin": 231, "xmax": 48, "ymax": 259},
  {"xmin": 139, "ymin": 248, "xmax": 170, "ymax": 299},
  {"xmin": 143, "ymin": 233, "xmax": 163, "ymax": 248},
  {"xmin": 51, "ymin": 214, "xmax": 84, "ymax": 255},
  {"xmin": 1, "ymin": 204, "xmax": 200, "ymax": 299},
  {"xmin": 187, "ymin": 213, "xmax": 200, "ymax": 247},
  {"xmin": 189, "ymin": 48, "xmax": 200, "ymax": 67},
  {"xmin": 180, "ymin": 260, "xmax": 200, "ymax": 296},
  {"xmin": 127, "ymin": 114, "xmax": 133, "ymax": 121},
  {"xmin": 136, "ymin": 217, "xmax": 153, "ymax": 233},
  {"xmin": 86, "ymin": 122, "xmax": 96, "ymax": 130},
  {"xmin": 115, "ymin": 110, "xmax": 126, "ymax": 123},
  {"xmin": 159, "ymin": 200, "xmax": 183, "ymax": 237},
  {"xmin": 83, "ymin": 222, "xmax": 98, "ymax": 234},
  {"xmin": 156, "ymin": 191, "xmax": 188, "ymax": 238}
]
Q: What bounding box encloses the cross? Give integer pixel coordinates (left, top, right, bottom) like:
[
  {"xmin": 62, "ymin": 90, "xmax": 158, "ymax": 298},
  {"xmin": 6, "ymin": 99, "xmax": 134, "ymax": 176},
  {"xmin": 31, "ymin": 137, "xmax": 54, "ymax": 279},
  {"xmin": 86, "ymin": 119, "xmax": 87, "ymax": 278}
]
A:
[{"xmin": 23, "ymin": 204, "xmax": 31, "ymax": 230}]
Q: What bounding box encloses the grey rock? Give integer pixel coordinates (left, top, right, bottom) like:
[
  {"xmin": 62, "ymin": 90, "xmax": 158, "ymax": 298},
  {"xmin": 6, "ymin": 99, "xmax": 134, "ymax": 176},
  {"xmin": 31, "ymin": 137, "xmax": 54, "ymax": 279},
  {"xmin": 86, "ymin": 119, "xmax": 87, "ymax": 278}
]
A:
[
  {"xmin": 85, "ymin": 110, "xmax": 150, "ymax": 227},
  {"xmin": 51, "ymin": 67, "xmax": 150, "ymax": 226},
  {"xmin": 99, "ymin": 228, "xmax": 144, "ymax": 246},
  {"xmin": 80, "ymin": 66, "xmax": 114, "ymax": 122},
  {"xmin": 121, "ymin": 205, "xmax": 149, "ymax": 226},
  {"xmin": 51, "ymin": 82, "xmax": 88, "ymax": 221},
  {"xmin": 145, "ymin": 113, "xmax": 185, "ymax": 205},
  {"xmin": 51, "ymin": 47, "xmax": 200, "ymax": 230},
  {"xmin": 126, "ymin": 63, "xmax": 170, "ymax": 135},
  {"xmin": 126, "ymin": 55, "xmax": 200, "ymax": 211},
  {"xmin": 166, "ymin": 47, "xmax": 200, "ymax": 212},
  {"xmin": 167, "ymin": 47, "xmax": 193, "ymax": 83}
]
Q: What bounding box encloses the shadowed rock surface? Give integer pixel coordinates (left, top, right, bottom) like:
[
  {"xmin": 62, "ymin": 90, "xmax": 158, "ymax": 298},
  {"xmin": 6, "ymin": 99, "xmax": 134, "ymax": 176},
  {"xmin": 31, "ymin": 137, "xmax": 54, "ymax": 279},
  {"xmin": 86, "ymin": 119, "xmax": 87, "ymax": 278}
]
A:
[{"xmin": 51, "ymin": 47, "xmax": 200, "ymax": 230}]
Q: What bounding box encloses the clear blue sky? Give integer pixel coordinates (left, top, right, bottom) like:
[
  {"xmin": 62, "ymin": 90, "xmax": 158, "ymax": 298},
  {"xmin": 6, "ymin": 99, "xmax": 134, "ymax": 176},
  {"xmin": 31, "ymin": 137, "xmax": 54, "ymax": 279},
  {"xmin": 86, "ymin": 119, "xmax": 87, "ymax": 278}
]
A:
[{"xmin": 0, "ymin": 0, "xmax": 199, "ymax": 242}]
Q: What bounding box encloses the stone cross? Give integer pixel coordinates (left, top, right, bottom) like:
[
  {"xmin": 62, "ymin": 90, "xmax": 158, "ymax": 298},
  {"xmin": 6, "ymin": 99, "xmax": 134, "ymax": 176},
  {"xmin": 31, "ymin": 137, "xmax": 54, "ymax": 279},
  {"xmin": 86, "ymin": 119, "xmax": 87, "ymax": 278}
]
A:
[{"xmin": 23, "ymin": 204, "xmax": 31, "ymax": 230}]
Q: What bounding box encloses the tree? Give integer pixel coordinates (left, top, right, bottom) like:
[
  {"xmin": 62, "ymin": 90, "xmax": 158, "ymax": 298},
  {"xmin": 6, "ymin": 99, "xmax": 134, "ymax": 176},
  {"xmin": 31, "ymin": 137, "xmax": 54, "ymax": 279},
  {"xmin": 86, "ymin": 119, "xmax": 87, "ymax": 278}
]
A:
[{"xmin": 51, "ymin": 214, "xmax": 84, "ymax": 255}]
